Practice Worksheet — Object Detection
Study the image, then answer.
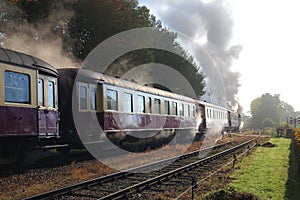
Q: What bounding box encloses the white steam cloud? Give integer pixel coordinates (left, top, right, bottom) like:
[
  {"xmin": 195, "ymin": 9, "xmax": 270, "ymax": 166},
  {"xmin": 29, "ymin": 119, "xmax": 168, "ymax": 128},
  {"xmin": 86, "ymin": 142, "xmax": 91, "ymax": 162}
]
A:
[
  {"xmin": 139, "ymin": 0, "xmax": 242, "ymax": 108},
  {"xmin": 0, "ymin": 1, "xmax": 80, "ymax": 69}
]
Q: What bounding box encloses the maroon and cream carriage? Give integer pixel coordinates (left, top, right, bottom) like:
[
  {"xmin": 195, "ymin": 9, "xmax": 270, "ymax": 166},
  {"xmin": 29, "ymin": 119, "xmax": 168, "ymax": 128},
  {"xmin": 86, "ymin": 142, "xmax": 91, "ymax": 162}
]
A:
[
  {"xmin": 58, "ymin": 68, "xmax": 198, "ymax": 152},
  {"xmin": 0, "ymin": 48, "xmax": 60, "ymax": 163}
]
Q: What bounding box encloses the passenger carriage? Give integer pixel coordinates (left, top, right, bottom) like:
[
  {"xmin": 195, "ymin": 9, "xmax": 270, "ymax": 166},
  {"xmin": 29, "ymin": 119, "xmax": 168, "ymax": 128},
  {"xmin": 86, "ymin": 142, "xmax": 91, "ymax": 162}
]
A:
[
  {"xmin": 0, "ymin": 47, "xmax": 241, "ymax": 163},
  {"xmin": 58, "ymin": 68, "xmax": 199, "ymax": 151},
  {"xmin": 0, "ymin": 48, "xmax": 60, "ymax": 163},
  {"xmin": 196, "ymin": 100, "xmax": 241, "ymax": 134},
  {"xmin": 58, "ymin": 68, "xmax": 241, "ymax": 151}
]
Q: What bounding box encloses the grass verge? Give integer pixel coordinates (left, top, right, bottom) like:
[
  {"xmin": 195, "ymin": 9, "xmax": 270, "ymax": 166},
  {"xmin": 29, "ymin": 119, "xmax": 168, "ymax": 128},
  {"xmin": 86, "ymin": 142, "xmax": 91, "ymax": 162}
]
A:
[{"xmin": 229, "ymin": 138, "xmax": 300, "ymax": 200}]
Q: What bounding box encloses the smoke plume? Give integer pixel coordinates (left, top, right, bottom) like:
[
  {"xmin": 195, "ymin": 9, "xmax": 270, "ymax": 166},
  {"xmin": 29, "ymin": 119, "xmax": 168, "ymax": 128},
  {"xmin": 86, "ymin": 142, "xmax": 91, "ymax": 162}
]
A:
[
  {"xmin": 0, "ymin": 1, "xmax": 80, "ymax": 68},
  {"xmin": 139, "ymin": 0, "xmax": 242, "ymax": 108}
]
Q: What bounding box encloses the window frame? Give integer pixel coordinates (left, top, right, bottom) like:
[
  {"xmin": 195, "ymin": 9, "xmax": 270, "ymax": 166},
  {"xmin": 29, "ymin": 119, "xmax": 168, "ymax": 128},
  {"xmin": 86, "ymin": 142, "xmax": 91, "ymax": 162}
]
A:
[
  {"xmin": 146, "ymin": 96, "xmax": 152, "ymax": 113},
  {"xmin": 79, "ymin": 84, "xmax": 88, "ymax": 110},
  {"xmin": 38, "ymin": 78, "xmax": 44, "ymax": 106},
  {"xmin": 172, "ymin": 102, "xmax": 178, "ymax": 116},
  {"xmin": 154, "ymin": 98, "xmax": 161, "ymax": 114},
  {"xmin": 89, "ymin": 85, "xmax": 97, "ymax": 111},
  {"xmin": 4, "ymin": 70, "xmax": 31, "ymax": 104},
  {"xmin": 47, "ymin": 80, "xmax": 55, "ymax": 108},
  {"xmin": 123, "ymin": 92, "xmax": 133, "ymax": 113},
  {"xmin": 178, "ymin": 103, "xmax": 184, "ymax": 116},
  {"xmin": 137, "ymin": 95, "xmax": 145, "ymax": 113},
  {"xmin": 106, "ymin": 88, "xmax": 118, "ymax": 111},
  {"xmin": 164, "ymin": 100, "xmax": 170, "ymax": 115}
]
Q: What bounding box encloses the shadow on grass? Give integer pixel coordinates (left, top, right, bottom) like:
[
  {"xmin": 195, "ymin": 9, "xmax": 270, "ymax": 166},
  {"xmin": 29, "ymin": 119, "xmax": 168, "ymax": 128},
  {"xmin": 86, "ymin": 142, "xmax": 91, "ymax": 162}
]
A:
[{"xmin": 285, "ymin": 139, "xmax": 300, "ymax": 199}]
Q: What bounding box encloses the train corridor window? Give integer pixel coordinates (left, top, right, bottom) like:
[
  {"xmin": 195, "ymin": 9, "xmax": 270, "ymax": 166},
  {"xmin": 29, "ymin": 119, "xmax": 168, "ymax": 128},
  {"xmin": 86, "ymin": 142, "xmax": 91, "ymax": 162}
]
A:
[
  {"xmin": 164, "ymin": 100, "xmax": 170, "ymax": 115},
  {"xmin": 79, "ymin": 85, "xmax": 87, "ymax": 110},
  {"xmin": 4, "ymin": 71, "xmax": 30, "ymax": 104},
  {"xmin": 186, "ymin": 105, "xmax": 190, "ymax": 117},
  {"xmin": 179, "ymin": 103, "xmax": 184, "ymax": 116},
  {"xmin": 146, "ymin": 97, "xmax": 151, "ymax": 113},
  {"xmin": 154, "ymin": 98, "xmax": 161, "ymax": 114},
  {"xmin": 137, "ymin": 95, "xmax": 145, "ymax": 113},
  {"xmin": 107, "ymin": 89, "xmax": 118, "ymax": 110},
  {"xmin": 38, "ymin": 78, "xmax": 44, "ymax": 106},
  {"xmin": 172, "ymin": 102, "xmax": 178, "ymax": 115},
  {"xmin": 192, "ymin": 106, "xmax": 196, "ymax": 117},
  {"xmin": 48, "ymin": 81, "xmax": 55, "ymax": 108},
  {"xmin": 90, "ymin": 86, "xmax": 97, "ymax": 110},
  {"xmin": 123, "ymin": 93, "xmax": 133, "ymax": 112}
]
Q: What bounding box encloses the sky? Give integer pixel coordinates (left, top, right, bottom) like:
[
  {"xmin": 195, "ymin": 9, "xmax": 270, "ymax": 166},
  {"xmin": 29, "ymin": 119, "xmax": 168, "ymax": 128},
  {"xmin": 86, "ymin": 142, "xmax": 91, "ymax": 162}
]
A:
[{"xmin": 139, "ymin": 0, "xmax": 300, "ymax": 113}]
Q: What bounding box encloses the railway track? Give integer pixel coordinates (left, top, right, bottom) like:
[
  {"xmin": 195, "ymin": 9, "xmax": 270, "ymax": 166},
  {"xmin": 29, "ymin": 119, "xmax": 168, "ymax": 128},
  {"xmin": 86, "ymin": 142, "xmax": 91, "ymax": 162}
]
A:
[{"xmin": 24, "ymin": 139, "xmax": 256, "ymax": 200}]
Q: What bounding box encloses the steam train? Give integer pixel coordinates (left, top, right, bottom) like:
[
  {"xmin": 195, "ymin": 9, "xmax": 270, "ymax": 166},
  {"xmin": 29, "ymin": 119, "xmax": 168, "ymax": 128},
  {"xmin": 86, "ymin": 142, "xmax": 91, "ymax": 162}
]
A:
[{"xmin": 0, "ymin": 47, "xmax": 241, "ymax": 164}]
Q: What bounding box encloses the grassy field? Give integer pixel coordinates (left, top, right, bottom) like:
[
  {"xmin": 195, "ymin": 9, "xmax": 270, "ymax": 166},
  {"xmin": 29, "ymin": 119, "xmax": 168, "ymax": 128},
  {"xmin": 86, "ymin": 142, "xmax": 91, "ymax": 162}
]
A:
[{"xmin": 229, "ymin": 138, "xmax": 300, "ymax": 200}]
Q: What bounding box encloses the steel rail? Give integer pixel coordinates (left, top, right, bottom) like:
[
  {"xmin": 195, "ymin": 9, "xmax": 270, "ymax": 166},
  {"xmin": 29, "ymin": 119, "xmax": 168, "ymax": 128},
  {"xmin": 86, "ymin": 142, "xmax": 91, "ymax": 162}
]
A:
[
  {"xmin": 23, "ymin": 141, "xmax": 240, "ymax": 200},
  {"xmin": 99, "ymin": 139, "xmax": 254, "ymax": 199},
  {"xmin": 175, "ymin": 141, "xmax": 257, "ymax": 199}
]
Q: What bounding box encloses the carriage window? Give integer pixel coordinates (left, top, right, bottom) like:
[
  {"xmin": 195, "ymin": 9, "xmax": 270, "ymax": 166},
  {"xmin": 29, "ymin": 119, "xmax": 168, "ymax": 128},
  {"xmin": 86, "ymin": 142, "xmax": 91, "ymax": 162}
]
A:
[
  {"xmin": 172, "ymin": 102, "xmax": 177, "ymax": 115},
  {"xmin": 48, "ymin": 81, "xmax": 55, "ymax": 108},
  {"xmin": 90, "ymin": 86, "xmax": 97, "ymax": 110},
  {"xmin": 137, "ymin": 95, "xmax": 145, "ymax": 113},
  {"xmin": 79, "ymin": 85, "xmax": 87, "ymax": 110},
  {"xmin": 123, "ymin": 93, "xmax": 133, "ymax": 112},
  {"xmin": 164, "ymin": 100, "xmax": 170, "ymax": 115},
  {"xmin": 154, "ymin": 98, "xmax": 161, "ymax": 114},
  {"xmin": 179, "ymin": 103, "xmax": 184, "ymax": 116},
  {"xmin": 107, "ymin": 89, "xmax": 117, "ymax": 110},
  {"xmin": 4, "ymin": 71, "xmax": 30, "ymax": 104},
  {"xmin": 192, "ymin": 106, "xmax": 196, "ymax": 117},
  {"xmin": 187, "ymin": 105, "xmax": 191, "ymax": 117},
  {"xmin": 38, "ymin": 78, "xmax": 44, "ymax": 106},
  {"xmin": 186, "ymin": 105, "xmax": 189, "ymax": 116},
  {"xmin": 146, "ymin": 97, "xmax": 151, "ymax": 113}
]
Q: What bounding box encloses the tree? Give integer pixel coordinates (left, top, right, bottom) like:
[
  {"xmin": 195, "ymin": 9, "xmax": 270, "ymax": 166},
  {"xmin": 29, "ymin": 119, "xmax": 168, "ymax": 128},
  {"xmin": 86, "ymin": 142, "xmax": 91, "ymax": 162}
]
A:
[
  {"xmin": 67, "ymin": 0, "xmax": 155, "ymax": 59},
  {"xmin": 1, "ymin": 0, "xmax": 212, "ymax": 98},
  {"xmin": 249, "ymin": 93, "xmax": 295, "ymax": 129},
  {"xmin": 262, "ymin": 117, "xmax": 275, "ymax": 128}
]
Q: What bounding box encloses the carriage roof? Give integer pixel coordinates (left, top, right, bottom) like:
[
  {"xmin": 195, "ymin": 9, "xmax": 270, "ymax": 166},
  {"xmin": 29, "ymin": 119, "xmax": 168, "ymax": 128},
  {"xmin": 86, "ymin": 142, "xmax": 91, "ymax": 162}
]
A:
[{"xmin": 0, "ymin": 47, "xmax": 58, "ymax": 76}]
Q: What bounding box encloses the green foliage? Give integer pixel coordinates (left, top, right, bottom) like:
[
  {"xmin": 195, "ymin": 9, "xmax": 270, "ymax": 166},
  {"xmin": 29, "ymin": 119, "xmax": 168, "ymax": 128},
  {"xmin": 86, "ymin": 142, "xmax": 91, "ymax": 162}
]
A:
[
  {"xmin": 67, "ymin": 0, "xmax": 154, "ymax": 59},
  {"xmin": 279, "ymin": 120, "xmax": 288, "ymax": 128},
  {"xmin": 16, "ymin": 0, "xmax": 53, "ymax": 23},
  {"xmin": 2, "ymin": 0, "xmax": 205, "ymax": 97},
  {"xmin": 230, "ymin": 138, "xmax": 297, "ymax": 200},
  {"xmin": 249, "ymin": 93, "xmax": 295, "ymax": 129},
  {"xmin": 262, "ymin": 117, "xmax": 275, "ymax": 127}
]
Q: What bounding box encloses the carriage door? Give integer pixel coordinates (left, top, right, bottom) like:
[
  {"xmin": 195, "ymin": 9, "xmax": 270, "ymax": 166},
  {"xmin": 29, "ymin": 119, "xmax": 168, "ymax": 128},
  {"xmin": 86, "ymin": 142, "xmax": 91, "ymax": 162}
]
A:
[
  {"xmin": 38, "ymin": 75, "xmax": 59, "ymax": 138},
  {"xmin": 196, "ymin": 105, "xmax": 206, "ymax": 132}
]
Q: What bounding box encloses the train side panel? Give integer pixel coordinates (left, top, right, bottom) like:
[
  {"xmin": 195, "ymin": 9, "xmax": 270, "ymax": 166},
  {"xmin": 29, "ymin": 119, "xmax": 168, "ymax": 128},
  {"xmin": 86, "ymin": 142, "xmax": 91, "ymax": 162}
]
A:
[
  {"xmin": 0, "ymin": 47, "xmax": 60, "ymax": 163},
  {"xmin": 0, "ymin": 63, "xmax": 38, "ymax": 137}
]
